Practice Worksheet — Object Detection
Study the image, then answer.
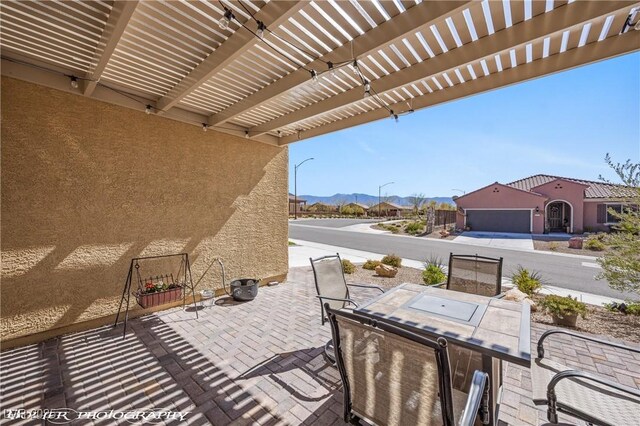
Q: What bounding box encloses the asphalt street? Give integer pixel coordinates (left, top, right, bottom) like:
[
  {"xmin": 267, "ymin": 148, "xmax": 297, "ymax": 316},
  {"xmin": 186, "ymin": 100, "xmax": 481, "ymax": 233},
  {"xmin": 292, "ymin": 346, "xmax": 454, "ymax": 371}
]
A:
[{"xmin": 289, "ymin": 219, "xmax": 632, "ymax": 300}]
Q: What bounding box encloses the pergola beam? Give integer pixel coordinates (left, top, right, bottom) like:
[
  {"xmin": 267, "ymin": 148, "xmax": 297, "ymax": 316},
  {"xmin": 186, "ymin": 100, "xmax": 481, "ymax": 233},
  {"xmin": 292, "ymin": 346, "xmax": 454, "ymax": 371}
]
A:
[
  {"xmin": 83, "ymin": 1, "xmax": 139, "ymax": 97},
  {"xmin": 280, "ymin": 31, "xmax": 640, "ymax": 145},
  {"xmin": 257, "ymin": 0, "xmax": 636, "ymax": 137},
  {"xmin": 155, "ymin": 1, "xmax": 306, "ymax": 113},
  {"xmin": 208, "ymin": 0, "xmax": 473, "ymax": 127}
]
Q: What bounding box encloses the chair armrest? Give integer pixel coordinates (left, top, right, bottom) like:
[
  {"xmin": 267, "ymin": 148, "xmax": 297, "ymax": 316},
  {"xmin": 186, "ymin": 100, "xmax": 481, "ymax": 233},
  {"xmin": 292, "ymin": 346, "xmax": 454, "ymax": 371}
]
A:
[
  {"xmin": 492, "ymin": 292, "xmax": 506, "ymax": 299},
  {"xmin": 537, "ymin": 329, "xmax": 640, "ymax": 359},
  {"xmin": 548, "ymin": 369, "xmax": 640, "ymax": 399},
  {"xmin": 460, "ymin": 370, "xmax": 490, "ymax": 426},
  {"xmin": 316, "ymin": 295, "xmax": 358, "ymax": 308},
  {"xmin": 346, "ymin": 283, "xmax": 385, "ymax": 293}
]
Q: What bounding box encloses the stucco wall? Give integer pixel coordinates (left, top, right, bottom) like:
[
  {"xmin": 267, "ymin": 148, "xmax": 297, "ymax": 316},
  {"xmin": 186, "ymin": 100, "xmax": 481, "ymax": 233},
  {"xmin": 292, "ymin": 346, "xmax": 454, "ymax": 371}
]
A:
[
  {"xmin": 532, "ymin": 179, "xmax": 587, "ymax": 233},
  {"xmin": 583, "ymin": 201, "xmax": 611, "ymax": 232},
  {"xmin": 455, "ymin": 183, "xmax": 546, "ymax": 233},
  {"xmin": 1, "ymin": 77, "xmax": 289, "ymax": 342}
]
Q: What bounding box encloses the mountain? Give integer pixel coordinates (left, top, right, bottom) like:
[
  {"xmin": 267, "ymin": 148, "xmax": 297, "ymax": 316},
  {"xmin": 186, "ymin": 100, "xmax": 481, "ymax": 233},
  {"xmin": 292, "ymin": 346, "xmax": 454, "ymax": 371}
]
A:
[{"xmin": 296, "ymin": 193, "xmax": 454, "ymax": 207}]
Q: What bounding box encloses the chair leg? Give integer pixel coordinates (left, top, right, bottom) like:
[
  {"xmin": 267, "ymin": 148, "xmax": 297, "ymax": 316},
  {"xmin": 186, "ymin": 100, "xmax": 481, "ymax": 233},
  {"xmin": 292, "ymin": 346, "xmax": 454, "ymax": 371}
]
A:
[
  {"xmin": 547, "ymin": 389, "xmax": 558, "ymax": 424},
  {"xmin": 324, "ymin": 339, "xmax": 336, "ymax": 365}
]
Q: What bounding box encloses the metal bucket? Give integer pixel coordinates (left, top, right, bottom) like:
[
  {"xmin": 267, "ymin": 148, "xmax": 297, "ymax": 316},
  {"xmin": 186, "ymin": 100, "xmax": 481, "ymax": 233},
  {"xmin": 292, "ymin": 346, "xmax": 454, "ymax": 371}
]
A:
[{"xmin": 229, "ymin": 278, "xmax": 259, "ymax": 301}]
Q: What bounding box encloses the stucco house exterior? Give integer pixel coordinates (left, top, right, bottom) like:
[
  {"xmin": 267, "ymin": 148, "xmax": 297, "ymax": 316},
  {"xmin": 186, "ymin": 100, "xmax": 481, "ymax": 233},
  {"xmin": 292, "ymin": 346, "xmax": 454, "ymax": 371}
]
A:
[
  {"xmin": 454, "ymin": 175, "xmax": 636, "ymax": 234},
  {"xmin": 369, "ymin": 201, "xmax": 411, "ymax": 217},
  {"xmin": 288, "ymin": 193, "xmax": 306, "ymax": 214}
]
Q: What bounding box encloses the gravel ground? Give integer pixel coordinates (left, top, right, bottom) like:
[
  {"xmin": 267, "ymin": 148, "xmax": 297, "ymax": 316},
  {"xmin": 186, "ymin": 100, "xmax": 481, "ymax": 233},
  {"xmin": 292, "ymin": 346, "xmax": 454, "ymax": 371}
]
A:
[
  {"xmin": 532, "ymin": 238, "xmax": 612, "ymax": 256},
  {"xmin": 345, "ymin": 263, "xmax": 426, "ymax": 290},
  {"xmin": 346, "ymin": 264, "xmax": 639, "ymax": 343}
]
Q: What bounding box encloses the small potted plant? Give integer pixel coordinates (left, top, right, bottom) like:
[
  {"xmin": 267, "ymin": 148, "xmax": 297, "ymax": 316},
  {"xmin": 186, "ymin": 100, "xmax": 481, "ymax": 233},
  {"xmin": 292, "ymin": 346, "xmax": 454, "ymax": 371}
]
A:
[
  {"xmin": 540, "ymin": 294, "xmax": 587, "ymax": 327},
  {"xmin": 137, "ymin": 278, "xmax": 183, "ymax": 309}
]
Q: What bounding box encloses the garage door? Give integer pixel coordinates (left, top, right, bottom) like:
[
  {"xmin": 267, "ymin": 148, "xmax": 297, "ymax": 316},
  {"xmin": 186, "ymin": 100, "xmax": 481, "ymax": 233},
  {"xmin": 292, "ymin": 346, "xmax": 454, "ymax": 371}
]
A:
[{"xmin": 466, "ymin": 210, "xmax": 531, "ymax": 233}]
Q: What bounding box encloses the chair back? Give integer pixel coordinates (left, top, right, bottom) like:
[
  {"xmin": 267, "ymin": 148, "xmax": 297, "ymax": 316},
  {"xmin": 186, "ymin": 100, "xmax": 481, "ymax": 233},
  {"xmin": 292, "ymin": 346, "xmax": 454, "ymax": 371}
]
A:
[
  {"xmin": 447, "ymin": 253, "xmax": 503, "ymax": 297},
  {"xmin": 326, "ymin": 306, "xmax": 456, "ymax": 426},
  {"xmin": 310, "ymin": 254, "xmax": 349, "ymax": 311}
]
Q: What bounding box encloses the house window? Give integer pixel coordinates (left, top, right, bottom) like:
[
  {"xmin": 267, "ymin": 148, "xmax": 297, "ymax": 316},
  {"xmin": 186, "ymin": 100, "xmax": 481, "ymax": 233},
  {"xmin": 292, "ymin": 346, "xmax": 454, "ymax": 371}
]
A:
[
  {"xmin": 606, "ymin": 204, "xmax": 622, "ymax": 223},
  {"xmin": 598, "ymin": 203, "xmax": 636, "ymax": 224}
]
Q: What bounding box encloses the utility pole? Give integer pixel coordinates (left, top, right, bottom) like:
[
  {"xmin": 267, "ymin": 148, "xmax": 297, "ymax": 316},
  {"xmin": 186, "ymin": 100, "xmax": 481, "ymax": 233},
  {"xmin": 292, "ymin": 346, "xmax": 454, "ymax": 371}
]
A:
[
  {"xmin": 294, "ymin": 158, "xmax": 314, "ymax": 220},
  {"xmin": 378, "ymin": 182, "xmax": 394, "ymax": 218}
]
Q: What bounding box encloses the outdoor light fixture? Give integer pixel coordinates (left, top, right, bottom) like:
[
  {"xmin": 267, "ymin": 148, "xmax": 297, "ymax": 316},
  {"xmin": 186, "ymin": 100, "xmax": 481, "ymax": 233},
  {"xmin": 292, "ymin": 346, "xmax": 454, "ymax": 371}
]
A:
[
  {"xmin": 327, "ymin": 61, "xmax": 336, "ymax": 77},
  {"xmin": 363, "ymin": 81, "xmax": 371, "ymax": 98},
  {"xmin": 245, "ymin": 131, "xmax": 249, "ymax": 139},
  {"xmin": 145, "ymin": 104, "xmax": 152, "ymax": 115},
  {"xmin": 535, "ymin": 206, "xmax": 540, "ymax": 213},
  {"xmin": 202, "ymin": 123, "xmax": 208, "ymax": 132},
  {"xmin": 218, "ymin": 8, "xmax": 234, "ymax": 30},
  {"xmin": 310, "ymin": 69, "xmax": 319, "ymax": 84},
  {"xmin": 256, "ymin": 21, "xmax": 266, "ymax": 39},
  {"xmin": 70, "ymin": 76, "xmax": 78, "ymax": 89},
  {"xmin": 352, "ymin": 59, "xmax": 359, "ymax": 75}
]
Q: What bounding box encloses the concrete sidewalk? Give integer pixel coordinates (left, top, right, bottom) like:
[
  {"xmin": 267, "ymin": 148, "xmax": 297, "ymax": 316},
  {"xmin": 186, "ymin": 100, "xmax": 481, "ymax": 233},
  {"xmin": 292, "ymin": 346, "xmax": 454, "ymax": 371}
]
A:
[{"xmin": 289, "ymin": 239, "xmax": 622, "ymax": 306}]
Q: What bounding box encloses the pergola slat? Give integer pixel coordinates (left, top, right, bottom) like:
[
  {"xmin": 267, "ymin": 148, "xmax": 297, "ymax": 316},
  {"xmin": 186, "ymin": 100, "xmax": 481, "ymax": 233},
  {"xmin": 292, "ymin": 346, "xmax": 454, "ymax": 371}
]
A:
[
  {"xmin": 155, "ymin": 1, "xmax": 306, "ymax": 113},
  {"xmin": 280, "ymin": 30, "xmax": 640, "ymax": 144},
  {"xmin": 251, "ymin": 0, "xmax": 637, "ymax": 137},
  {"xmin": 84, "ymin": 1, "xmax": 139, "ymax": 96},
  {"xmin": 207, "ymin": 0, "xmax": 472, "ymax": 127}
]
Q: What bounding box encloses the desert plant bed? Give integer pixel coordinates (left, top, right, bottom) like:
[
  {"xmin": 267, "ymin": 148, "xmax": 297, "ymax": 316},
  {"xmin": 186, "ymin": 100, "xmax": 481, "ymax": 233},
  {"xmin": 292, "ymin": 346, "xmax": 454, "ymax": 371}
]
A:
[
  {"xmin": 532, "ymin": 235, "xmax": 616, "ymax": 255},
  {"xmin": 347, "ymin": 264, "xmax": 639, "ymax": 343}
]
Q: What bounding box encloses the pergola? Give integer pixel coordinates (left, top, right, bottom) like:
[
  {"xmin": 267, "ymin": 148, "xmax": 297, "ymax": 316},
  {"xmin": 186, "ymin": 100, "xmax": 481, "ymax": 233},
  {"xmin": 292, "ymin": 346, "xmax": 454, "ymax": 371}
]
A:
[{"xmin": 1, "ymin": 0, "xmax": 639, "ymax": 147}]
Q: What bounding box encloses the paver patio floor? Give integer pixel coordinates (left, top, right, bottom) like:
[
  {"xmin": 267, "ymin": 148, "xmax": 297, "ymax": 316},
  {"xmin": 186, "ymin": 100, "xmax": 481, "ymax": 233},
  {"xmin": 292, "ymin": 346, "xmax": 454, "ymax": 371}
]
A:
[{"xmin": 2, "ymin": 266, "xmax": 638, "ymax": 425}]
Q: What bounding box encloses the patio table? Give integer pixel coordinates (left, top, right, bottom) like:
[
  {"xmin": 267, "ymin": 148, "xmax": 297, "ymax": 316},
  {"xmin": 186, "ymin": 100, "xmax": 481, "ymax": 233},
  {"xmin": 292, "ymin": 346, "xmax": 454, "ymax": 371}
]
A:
[{"xmin": 354, "ymin": 283, "xmax": 531, "ymax": 426}]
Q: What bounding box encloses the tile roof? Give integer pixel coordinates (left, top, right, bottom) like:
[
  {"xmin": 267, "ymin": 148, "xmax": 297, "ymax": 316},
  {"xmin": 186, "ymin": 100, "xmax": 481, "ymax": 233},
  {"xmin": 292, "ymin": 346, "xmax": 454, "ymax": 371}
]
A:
[{"xmin": 507, "ymin": 174, "xmax": 637, "ymax": 199}]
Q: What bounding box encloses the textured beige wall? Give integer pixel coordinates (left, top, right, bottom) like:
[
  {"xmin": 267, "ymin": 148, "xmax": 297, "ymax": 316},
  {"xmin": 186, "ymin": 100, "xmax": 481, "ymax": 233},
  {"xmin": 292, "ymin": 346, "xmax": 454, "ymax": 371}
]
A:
[{"xmin": 1, "ymin": 77, "xmax": 289, "ymax": 342}]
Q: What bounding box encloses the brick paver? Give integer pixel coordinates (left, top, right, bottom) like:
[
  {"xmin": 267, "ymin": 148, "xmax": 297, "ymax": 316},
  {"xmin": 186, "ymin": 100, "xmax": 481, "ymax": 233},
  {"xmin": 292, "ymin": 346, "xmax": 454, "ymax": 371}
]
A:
[{"xmin": 1, "ymin": 266, "xmax": 638, "ymax": 425}]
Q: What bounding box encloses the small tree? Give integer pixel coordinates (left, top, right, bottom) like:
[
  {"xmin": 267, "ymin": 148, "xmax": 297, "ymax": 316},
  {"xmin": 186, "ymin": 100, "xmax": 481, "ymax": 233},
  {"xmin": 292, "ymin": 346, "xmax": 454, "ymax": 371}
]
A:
[
  {"xmin": 407, "ymin": 193, "xmax": 426, "ymax": 218},
  {"xmin": 596, "ymin": 155, "xmax": 640, "ymax": 296}
]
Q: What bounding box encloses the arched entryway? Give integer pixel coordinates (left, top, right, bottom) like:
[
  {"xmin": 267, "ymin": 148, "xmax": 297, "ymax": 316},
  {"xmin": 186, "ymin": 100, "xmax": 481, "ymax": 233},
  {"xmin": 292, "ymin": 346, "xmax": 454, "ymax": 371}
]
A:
[{"xmin": 546, "ymin": 200, "xmax": 573, "ymax": 233}]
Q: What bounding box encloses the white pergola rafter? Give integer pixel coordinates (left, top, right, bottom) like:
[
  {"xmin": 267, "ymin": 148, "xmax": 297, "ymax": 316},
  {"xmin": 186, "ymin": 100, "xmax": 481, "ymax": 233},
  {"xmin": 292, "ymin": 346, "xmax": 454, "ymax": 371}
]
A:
[
  {"xmin": 83, "ymin": 1, "xmax": 139, "ymax": 97},
  {"xmin": 280, "ymin": 30, "xmax": 640, "ymax": 145},
  {"xmin": 251, "ymin": 0, "xmax": 637, "ymax": 138},
  {"xmin": 206, "ymin": 0, "xmax": 474, "ymax": 127},
  {"xmin": 155, "ymin": 1, "xmax": 306, "ymax": 113}
]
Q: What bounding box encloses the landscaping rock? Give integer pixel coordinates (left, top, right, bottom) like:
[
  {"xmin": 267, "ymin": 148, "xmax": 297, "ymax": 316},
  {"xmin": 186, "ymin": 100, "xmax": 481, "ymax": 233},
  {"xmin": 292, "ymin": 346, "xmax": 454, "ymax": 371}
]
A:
[
  {"xmin": 568, "ymin": 237, "xmax": 583, "ymax": 249},
  {"xmin": 503, "ymin": 288, "xmax": 538, "ymax": 312},
  {"xmin": 375, "ymin": 264, "xmax": 398, "ymax": 278}
]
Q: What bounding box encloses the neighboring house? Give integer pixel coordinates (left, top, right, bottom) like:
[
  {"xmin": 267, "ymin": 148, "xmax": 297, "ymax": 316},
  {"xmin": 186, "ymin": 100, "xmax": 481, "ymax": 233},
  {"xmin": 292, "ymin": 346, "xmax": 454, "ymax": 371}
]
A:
[
  {"xmin": 307, "ymin": 202, "xmax": 336, "ymax": 213},
  {"xmin": 454, "ymin": 174, "xmax": 636, "ymax": 234},
  {"xmin": 288, "ymin": 193, "xmax": 306, "ymax": 214},
  {"xmin": 369, "ymin": 201, "xmax": 410, "ymax": 217}
]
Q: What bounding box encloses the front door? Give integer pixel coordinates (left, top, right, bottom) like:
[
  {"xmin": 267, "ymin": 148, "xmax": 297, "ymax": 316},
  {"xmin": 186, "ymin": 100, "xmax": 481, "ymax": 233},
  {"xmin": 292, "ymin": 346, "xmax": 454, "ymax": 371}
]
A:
[{"xmin": 548, "ymin": 202, "xmax": 565, "ymax": 232}]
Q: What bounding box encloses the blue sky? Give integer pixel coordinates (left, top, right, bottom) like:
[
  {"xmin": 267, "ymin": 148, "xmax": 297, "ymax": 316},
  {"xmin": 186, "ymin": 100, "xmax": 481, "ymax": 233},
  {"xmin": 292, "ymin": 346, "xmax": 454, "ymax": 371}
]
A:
[{"xmin": 289, "ymin": 52, "xmax": 640, "ymax": 198}]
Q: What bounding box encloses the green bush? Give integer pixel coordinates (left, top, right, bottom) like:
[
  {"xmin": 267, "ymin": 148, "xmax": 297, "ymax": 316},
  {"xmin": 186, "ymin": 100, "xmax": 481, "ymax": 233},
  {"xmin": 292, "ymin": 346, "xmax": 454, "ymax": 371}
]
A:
[
  {"xmin": 540, "ymin": 295, "xmax": 587, "ymax": 319},
  {"xmin": 363, "ymin": 259, "xmax": 382, "ymax": 270},
  {"xmin": 585, "ymin": 238, "xmax": 606, "ymax": 251},
  {"xmin": 422, "ymin": 257, "xmax": 446, "ymax": 285},
  {"xmin": 511, "ymin": 266, "xmax": 542, "ymax": 296},
  {"xmin": 381, "ymin": 254, "xmax": 402, "ymax": 268},
  {"xmin": 342, "ymin": 259, "xmax": 356, "ymax": 274},
  {"xmin": 405, "ymin": 221, "xmax": 424, "ymax": 235}
]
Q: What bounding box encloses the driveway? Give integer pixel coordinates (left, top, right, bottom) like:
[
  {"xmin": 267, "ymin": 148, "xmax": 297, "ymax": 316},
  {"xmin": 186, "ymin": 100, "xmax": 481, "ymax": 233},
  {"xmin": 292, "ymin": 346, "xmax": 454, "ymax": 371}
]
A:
[{"xmin": 453, "ymin": 231, "xmax": 534, "ymax": 250}]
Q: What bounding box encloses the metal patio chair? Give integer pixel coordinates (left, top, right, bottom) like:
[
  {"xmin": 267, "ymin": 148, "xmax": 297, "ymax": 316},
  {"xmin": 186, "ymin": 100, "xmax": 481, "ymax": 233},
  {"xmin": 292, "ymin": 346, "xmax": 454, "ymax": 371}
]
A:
[
  {"xmin": 532, "ymin": 329, "xmax": 640, "ymax": 425},
  {"xmin": 326, "ymin": 304, "xmax": 491, "ymax": 426},
  {"xmin": 437, "ymin": 253, "xmax": 504, "ymax": 297},
  {"xmin": 309, "ymin": 253, "xmax": 384, "ymax": 362}
]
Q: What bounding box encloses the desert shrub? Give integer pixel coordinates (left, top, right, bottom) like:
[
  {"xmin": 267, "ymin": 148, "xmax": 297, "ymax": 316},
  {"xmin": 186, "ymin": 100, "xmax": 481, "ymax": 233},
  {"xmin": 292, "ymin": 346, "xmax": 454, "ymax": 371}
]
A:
[
  {"xmin": 381, "ymin": 224, "xmax": 400, "ymax": 234},
  {"xmin": 549, "ymin": 242, "xmax": 558, "ymax": 251},
  {"xmin": 363, "ymin": 259, "xmax": 382, "ymax": 270},
  {"xmin": 540, "ymin": 295, "xmax": 587, "ymax": 319},
  {"xmin": 381, "ymin": 254, "xmax": 402, "ymax": 267},
  {"xmin": 341, "ymin": 259, "xmax": 356, "ymax": 274},
  {"xmin": 405, "ymin": 221, "xmax": 424, "ymax": 235},
  {"xmin": 585, "ymin": 238, "xmax": 606, "ymax": 251},
  {"xmin": 340, "ymin": 206, "xmax": 354, "ymax": 216},
  {"xmin": 422, "ymin": 257, "xmax": 446, "ymax": 285},
  {"xmin": 511, "ymin": 266, "xmax": 543, "ymax": 296}
]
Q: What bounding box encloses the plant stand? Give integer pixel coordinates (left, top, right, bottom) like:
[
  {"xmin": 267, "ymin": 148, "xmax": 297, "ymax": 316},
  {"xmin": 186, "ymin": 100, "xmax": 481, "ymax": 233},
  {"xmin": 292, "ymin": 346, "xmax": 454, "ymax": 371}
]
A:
[{"xmin": 114, "ymin": 253, "xmax": 199, "ymax": 338}]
